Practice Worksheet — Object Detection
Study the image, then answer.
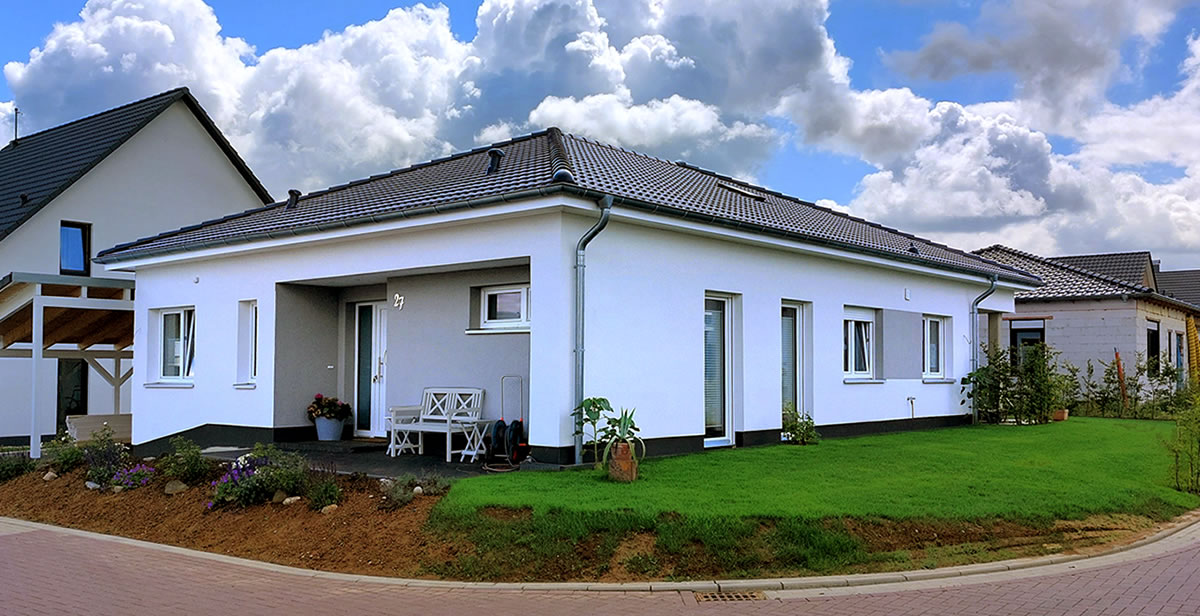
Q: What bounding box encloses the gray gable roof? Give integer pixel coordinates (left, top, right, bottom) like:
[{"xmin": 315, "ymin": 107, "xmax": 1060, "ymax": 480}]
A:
[
  {"xmin": 96, "ymin": 128, "xmax": 1038, "ymax": 285},
  {"xmin": 0, "ymin": 87, "xmax": 272, "ymax": 243},
  {"xmin": 1158, "ymin": 269, "xmax": 1200, "ymax": 306},
  {"xmin": 975, "ymin": 245, "xmax": 1199, "ymax": 314},
  {"xmin": 1049, "ymin": 251, "xmax": 1156, "ymax": 290}
]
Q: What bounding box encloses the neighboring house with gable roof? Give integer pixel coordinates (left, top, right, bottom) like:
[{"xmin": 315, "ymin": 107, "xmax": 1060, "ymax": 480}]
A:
[
  {"xmin": 0, "ymin": 88, "xmax": 272, "ymax": 447},
  {"xmin": 974, "ymin": 246, "xmax": 1197, "ymax": 384},
  {"xmin": 96, "ymin": 128, "xmax": 1038, "ymax": 462}
]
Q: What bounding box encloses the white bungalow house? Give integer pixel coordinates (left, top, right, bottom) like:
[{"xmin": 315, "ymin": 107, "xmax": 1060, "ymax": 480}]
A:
[
  {"xmin": 96, "ymin": 129, "xmax": 1039, "ymax": 463},
  {"xmin": 0, "ymin": 88, "xmax": 272, "ymax": 450}
]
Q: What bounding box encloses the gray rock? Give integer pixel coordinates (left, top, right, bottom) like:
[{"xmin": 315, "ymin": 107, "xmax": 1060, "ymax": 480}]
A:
[
  {"xmin": 42, "ymin": 471, "xmax": 58, "ymax": 481},
  {"xmin": 379, "ymin": 478, "xmax": 395, "ymax": 490},
  {"xmin": 320, "ymin": 504, "xmax": 339, "ymax": 514},
  {"xmin": 272, "ymin": 490, "xmax": 288, "ymax": 504},
  {"xmin": 282, "ymin": 496, "xmax": 302, "ymax": 506},
  {"xmin": 412, "ymin": 486, "xmax": 423, "ymax": 496},
  {"xmin": 85, "ymin": 481, "xmax": 101, "ymax": 490},
  {"xmin": 111, "ymin": 486, "xmax": 124, "ymax": 494},
  {"xmin": 163, "ymin": 479, "xmax": 188, "ymax": 495}
]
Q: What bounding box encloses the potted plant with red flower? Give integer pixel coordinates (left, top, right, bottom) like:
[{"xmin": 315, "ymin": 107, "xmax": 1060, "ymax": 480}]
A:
[{"xmin": 307, "ymin": 394, "xmax": 352, "ymax": 441}]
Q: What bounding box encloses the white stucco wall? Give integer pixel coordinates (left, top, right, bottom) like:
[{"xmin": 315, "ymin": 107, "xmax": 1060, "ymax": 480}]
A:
[
  {"xmin": 0, "ymin": 100, "xmax": 268, "ymax": 439},
  {"xmin": 579, "ymin": 214, "xmax": 1015, "ymax": 445},
  {"xmin": 117, "ymin": 198, "xmax": 1019, "ymax": 452}
]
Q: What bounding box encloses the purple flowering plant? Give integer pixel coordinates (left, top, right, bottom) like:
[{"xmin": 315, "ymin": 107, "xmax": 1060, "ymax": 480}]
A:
[
  {"xmin": 111, "ymin": 464, "xmax": 155, "ymax": 490},
  {"xmin": 206, "ymin": 453, "xmax": 273, "ymax": 510}
]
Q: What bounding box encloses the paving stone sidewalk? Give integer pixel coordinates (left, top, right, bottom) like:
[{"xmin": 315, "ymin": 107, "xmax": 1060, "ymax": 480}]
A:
[{"xmin": 2, "ymin": 517, "xmax": 1199, "ymax": 615}]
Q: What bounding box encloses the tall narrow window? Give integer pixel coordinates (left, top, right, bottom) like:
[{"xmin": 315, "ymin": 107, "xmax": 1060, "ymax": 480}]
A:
[
  {"xmin": 1147, "ymin": 320, "xmax": 1161, "ymax": 377},
  {"xmin": 843, "ymin": 308, "xmax": 874, "ymax": 377},
  {"xmin": 923, "ymin": 316, "xmax": 944, "ymax": 378},
  {"xmin": 59, "ymin": 221, "xmax": 91, "ymax": 276},
  {"xmin": 781, "ymin": 306, "xmax": 799, "ymax": 411},
  {"xmin": 704, "ymin": 297, "xmax": 731, "ymax": 443},
  {"xmin": 160, "ymin": 308, "xmax": 195, "ymax": 380},
  {"xmin": 236, "ymin": 300, "xmax": 258, "ymax": 384}
]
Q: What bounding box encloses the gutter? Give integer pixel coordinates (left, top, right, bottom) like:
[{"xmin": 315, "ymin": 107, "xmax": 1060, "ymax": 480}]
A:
[
  {"xmin": 573, "ymin": 195, "xmax": 613, "ymax": 465},
  {"xmin": 969, "ymin": 275, "xmax": 999, "ymax": 424}
]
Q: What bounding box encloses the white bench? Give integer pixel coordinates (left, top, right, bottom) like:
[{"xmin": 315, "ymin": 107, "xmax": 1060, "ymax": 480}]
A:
[
  {"xmin": 66, "ymin": 414, "xmax": 132, "ymax": 442},
  {"xmin": 387, "ymin": 388, "xmax": 485, "ymax": 462}
]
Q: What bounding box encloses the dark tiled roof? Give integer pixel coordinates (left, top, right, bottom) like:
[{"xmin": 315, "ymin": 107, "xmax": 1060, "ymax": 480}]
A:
[
  {"xmin": 1049, "ymin": 251, "xmax": 1154, "ymax": 289},
  {"xmin": 97, "ymin": 129, "xmax": 1038, "ymax": 284},
  {"xmin": 975, "ymin": 245, "xmax": 1200, "ymax": 313},
  {"xmin": 0, "ymin": 88, "xmax": 271, "ymax": 243},
  {"xmin": 1158, "ymin": 270, "xmax": 1200, "ymax": 306}
]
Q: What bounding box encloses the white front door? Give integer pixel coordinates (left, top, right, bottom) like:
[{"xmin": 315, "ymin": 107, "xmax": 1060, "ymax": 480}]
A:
[{"xmin": 354, "ymin": 301, "xmax": 388, "ymax": 437}]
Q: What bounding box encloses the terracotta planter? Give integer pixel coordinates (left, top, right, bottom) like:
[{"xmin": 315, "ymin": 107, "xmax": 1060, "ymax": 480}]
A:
[
  {"xmin": 1052, "ymin": 408, "xmax": 1069, "ymax": 422},
  {"xmin": 608, "ymin": 442, "xmax": 638, "ymax": 482}
]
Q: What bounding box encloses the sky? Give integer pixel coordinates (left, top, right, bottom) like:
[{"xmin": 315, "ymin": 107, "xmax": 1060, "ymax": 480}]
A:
[{"xmin": 2, "ymin": 0, "xmax": 1199, "ymax": 265}]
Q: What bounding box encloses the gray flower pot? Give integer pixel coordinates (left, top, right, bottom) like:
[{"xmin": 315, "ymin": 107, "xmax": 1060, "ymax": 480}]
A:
[{"xmin": 314, "ymin": 417, "xmax": 344, "ymax": 441}]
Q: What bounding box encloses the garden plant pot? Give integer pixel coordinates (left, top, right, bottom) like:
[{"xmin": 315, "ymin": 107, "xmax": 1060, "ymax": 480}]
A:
[
  {"xmin": 1052, "ymin": 408, "xmax": 1069, "ymax": 422},
  {"xmin": 608, "ymin": 442, "xmax": 637, "ymax": 482},
  {"xmin": 315, "ymin": 417, "xmax": 344, "ymax": 441}
]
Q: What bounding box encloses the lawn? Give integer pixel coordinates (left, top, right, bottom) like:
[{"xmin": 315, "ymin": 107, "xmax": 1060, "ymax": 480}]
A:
[{"xmin": 443, "ymin": 417, "xmax": 1197, "ymax": 522}]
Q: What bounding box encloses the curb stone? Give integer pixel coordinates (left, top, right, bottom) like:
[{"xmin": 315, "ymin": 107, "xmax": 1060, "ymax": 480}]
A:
[{"xmin": 1, "ymin": 514, "xmax": 1198, "ymax": 593}]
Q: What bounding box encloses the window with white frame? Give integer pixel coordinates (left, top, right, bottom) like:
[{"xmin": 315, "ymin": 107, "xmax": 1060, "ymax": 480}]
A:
[
  {"xmin": 159, "ymin": 308, "xmax": 195, "ymax": 380},
  {"xmin": 923, "ymin": 316, "xmax": 945, "ymax": 378},
  {"xmin": 843, "ymin": 307, "xmax": 874, "ymax": 377},
  {"xmin": 236, "ymin": 300, "xmax": 258, "ymax": 383},
  {"xmin": 480, "ymin": 284, "xmax": 530, "ymax": 329}
]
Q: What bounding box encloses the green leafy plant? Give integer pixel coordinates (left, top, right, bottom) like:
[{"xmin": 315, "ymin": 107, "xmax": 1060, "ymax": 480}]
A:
[
  {"xmin": 307, "ymin": 476, "xmax": 343, "ymax": 510},
  {"xmin": 961, "ymin": 345, "xmax": 1015, "ymax": 424},
  {"xmin": 43, "ymin": 430, "xmax": 84, "ymax": 473},
  {"xmin": 247, "ymin": 443, "xmax": 309, "ymax": 495},
  {"xmin": 112, "ymin": 464, "xmax": 156, "ymax": 490},
  {"xmin": 782, "ymin": 403, "xmax": 819, "ymax": 445},
  {"xmin": 1169, "ymin": 394, "xmax": 1200, "ymax": 494},
  {"xmin": 600, "ymin": 407, "xmax": 646, "ymax": 465},
  {"xmin": 963, "ymin": 343, "xmax": 1075, "ymax": 425},
  {"xmin": 82, "ymin": 425, "xmax": 129, "ymax": 486},
  {"xmin": 380, "ymin": 473, "xmax": 452, "ymax": 510},
  {"xmin": 0, "ymin": 455, "xmax": 34, "ymax": 483},
  {"xmin": 162, "ymin": 436, "xmax": 215, "ymax": 484},
  {"xmin": 306, "ymin": 393, "xmax": 351, "ymax": 422},
  {"xmin": 208, "ymin": 458, "xmax": 272, "ymax": 509},
  {"xmin": 573, "ymin": 397, "xmax": 613, "ymax": 466}
]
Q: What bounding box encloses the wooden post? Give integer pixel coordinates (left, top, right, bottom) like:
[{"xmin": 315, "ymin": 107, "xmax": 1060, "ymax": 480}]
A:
[{"xmin": 112, "ymin": 357, "xmax": 122, "ymax": 414}]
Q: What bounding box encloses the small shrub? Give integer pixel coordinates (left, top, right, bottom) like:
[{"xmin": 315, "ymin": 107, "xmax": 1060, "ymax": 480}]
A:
[
  {"xmin": 1169, "ymin": 395, "xmax": 1200, "ymax": 494},
  {"xmin": 307, "ymin": 476, "xmax": 343, "ymax": 510},
  {"xmin": 112, "ymin": 464, "xmax": 156, "ymax": 490},
  {"xmin": 248, "ymin": 443, "xmax": 309, "ymax": 496},
  {"xmin": 43, "ymin": 431, "xmax": 84, "ymax": 473},
  {"xmin": 82, "ymin": 425, "xmax": 129, "ymax": 486},
  {"xmin": 379, "ymin": 473, "xmax": 451, "ymax": 510},
  {"xmin": 162, "ymin": 436, "xmax": 214, "ymax": 484},
  {"xmin": 782, "ymin": 403, "xmax": 819, "ymax": 444},
  {"xmin": 208, "ymin": 461, "xmax": 272, "ymax": 509},
  {"xmin": 0, "ymin": 456, "xmax": 34, "ymax": 483}
]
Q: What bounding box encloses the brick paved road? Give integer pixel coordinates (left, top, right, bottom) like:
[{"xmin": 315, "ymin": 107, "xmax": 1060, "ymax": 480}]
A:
[{"xmin": 2, "ymin": 518, "xmax": 1199, "ymax": 615}]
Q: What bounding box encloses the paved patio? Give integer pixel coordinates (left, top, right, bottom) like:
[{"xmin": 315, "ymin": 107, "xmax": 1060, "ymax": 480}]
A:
[{"xmin": 3, "ymin": 516, "xmax": 1200, "ymax": 615}]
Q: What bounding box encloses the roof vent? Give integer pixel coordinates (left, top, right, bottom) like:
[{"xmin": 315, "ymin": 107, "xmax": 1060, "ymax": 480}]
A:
[
  {"xmin": 717, "ymin": 182, "xmax": 765, "ymax": 202},
  {"xmin": 908, "ymin": 241, "xmax": 920, "ymax": 255},
  {"xmin": 486, "ymin": 148, "xmax": 505, "ymax": 175},
  {"xmin": 285, "ymin": 189, "xmax": 301, "ymax": 210},
  {"xmin": 18, "ymin": 193, "xmax": 29, "ymax": 206}
]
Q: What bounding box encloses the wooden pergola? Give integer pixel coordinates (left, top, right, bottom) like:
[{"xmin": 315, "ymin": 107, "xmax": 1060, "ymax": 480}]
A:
[{"xmin": 0, "ymin": 273, "xmax": 134, "ymax": 457}]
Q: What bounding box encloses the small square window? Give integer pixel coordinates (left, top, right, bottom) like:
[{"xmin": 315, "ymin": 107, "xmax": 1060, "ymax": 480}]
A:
[{"xmin": 480, "ymin": 285, "xmax": 529, "ymax": 329}]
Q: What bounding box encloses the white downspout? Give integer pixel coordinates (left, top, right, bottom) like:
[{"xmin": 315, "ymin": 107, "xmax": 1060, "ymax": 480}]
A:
[{"xmin": 574, "ymin": 194, "xmax": 613, "ymax": 465}]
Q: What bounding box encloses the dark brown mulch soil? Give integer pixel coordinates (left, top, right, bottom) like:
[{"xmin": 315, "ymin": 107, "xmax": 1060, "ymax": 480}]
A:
[{"xmin": 0, "ymin": 470, "xmax": 461, "ymax": 578}]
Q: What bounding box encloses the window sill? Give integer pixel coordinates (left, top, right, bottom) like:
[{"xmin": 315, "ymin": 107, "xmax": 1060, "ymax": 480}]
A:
[
  {"xmin": 922, "ymin": 377, "xmax": 956, "ymax": 384},
  {"xmin": 465, "ymin": 328, "xmax": 530, "ymax": 335},
  {"xmin": 144, "ymin": 381, "xmax": 194, "ymax": 389},
  {"xmin": 843, "ymin": 378, "xmax": 885, "ymax": 384},
  {"xmin": 232, "ymin": 382, "xmax": 257, "ymax": 390}
]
